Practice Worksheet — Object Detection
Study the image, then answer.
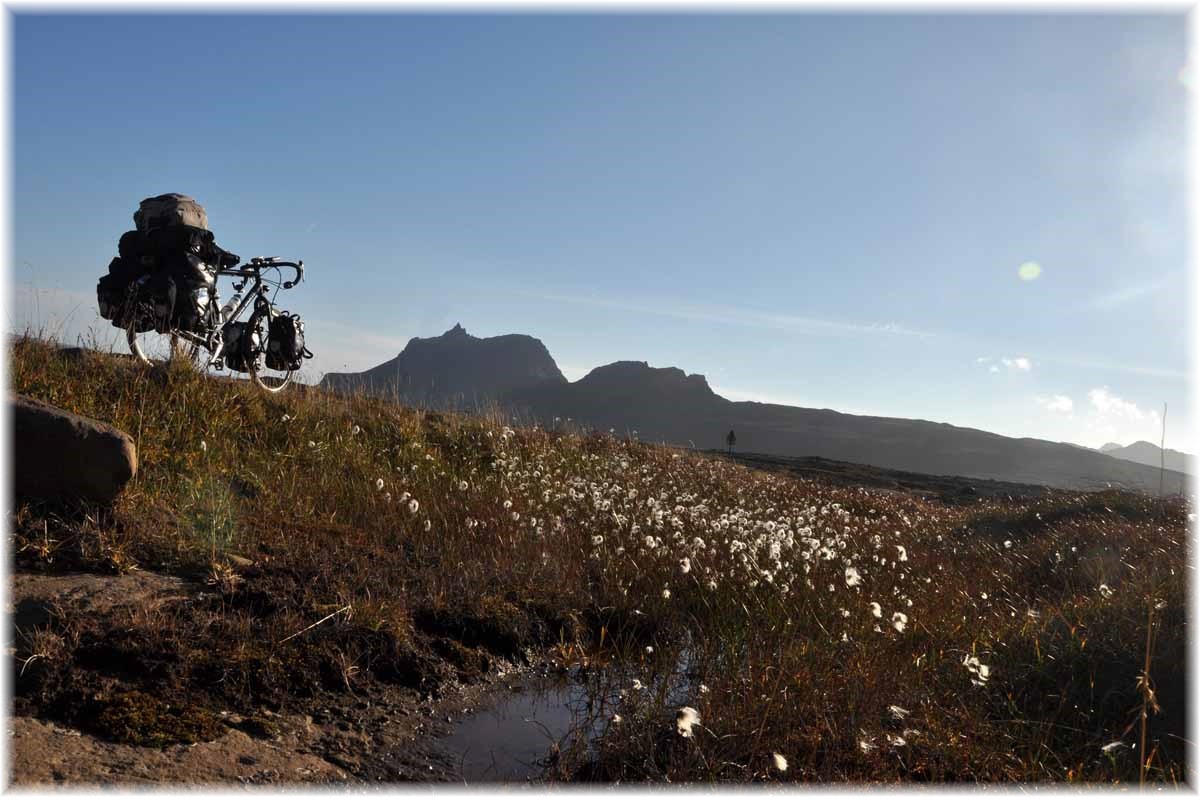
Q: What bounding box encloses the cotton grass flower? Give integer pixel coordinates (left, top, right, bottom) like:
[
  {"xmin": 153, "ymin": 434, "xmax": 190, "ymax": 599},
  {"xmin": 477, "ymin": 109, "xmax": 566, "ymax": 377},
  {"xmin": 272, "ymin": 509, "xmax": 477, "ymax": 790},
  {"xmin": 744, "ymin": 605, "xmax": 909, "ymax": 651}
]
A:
[
  {"xmin": 675, "ymin": 707, "xmax": 700, "ymax": 738},
  {"xmin": 1098, "ymin": 583, "xmax": 1114, "ymax": 599},
  {"xmin": 892, "ymin": 612, "xmax": 908, "ymax": 632},
  {"xmin": 772, "ymin": 753, "xmax": 788, "ymax": 772},
  {"xmin": 963, "ymin": 654, "xmax": 991, "ymax": 685},
  {"xmin": 408, "ymin": 499, "xmax": 420, "ymax": 515},
  {"xmin": 844, "ymin": 566, "xmax": 862, "ymax": 587},
  {"xmin": 869, "ymin": 602, "xmax": 883, "ymax": 619},
  {"xmin": 199, "ymin": 440, "xmax": 207, "ymax": 453},
  {"xmin": 376, "ymin": 478, "xmax": 385, "ymax": 491}
]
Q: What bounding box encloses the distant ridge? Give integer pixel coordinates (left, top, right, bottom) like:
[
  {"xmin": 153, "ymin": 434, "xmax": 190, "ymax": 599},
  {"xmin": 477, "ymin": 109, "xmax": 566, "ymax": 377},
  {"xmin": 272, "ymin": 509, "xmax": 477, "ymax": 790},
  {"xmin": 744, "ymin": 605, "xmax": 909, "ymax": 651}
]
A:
[
  {"xmin": 321, "ymin": 325, "xmax": 1189, "ymax": 494},
  {"xmin": 1099, "ymin": 441, "xmax": 1192, "ymax": 475}
]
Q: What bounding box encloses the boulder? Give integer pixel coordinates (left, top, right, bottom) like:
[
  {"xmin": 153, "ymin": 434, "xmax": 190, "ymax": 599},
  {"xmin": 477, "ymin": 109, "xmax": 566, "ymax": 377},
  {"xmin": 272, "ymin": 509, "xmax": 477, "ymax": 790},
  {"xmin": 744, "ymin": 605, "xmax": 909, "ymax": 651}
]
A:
[{"xmin": 12, "ymin": 395, "xmax": 137, "ymax": 504}]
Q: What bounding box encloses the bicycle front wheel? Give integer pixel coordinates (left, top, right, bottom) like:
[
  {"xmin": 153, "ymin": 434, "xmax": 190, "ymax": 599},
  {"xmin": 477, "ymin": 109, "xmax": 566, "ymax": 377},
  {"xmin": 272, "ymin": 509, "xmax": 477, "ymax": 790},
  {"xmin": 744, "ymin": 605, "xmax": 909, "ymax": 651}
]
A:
[{"xmin": 246, "ymin": 309, "xmax": 294, "ymax": 394}]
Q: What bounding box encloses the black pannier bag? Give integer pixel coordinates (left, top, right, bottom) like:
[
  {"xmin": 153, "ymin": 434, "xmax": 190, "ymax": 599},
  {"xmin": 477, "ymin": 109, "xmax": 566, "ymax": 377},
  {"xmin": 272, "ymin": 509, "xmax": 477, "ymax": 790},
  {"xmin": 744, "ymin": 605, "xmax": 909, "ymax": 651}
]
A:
[
  {"xmin": 98, "ymin": 272, "xmax": 176, "ymax": 334},
  {"xmin": 265, "ymin": 312, "xmax": 313, "ymax": 371},
  {"xmin": 221, "ymin": 321, "xmax": 260, "ymax": 373},
  {"xmin": 97, "ymin": 258, "xmax": 167, "ymax": 333},
  {"xmin": 96, "ymin": 268, "xmax": 132, "ymax": 325}
]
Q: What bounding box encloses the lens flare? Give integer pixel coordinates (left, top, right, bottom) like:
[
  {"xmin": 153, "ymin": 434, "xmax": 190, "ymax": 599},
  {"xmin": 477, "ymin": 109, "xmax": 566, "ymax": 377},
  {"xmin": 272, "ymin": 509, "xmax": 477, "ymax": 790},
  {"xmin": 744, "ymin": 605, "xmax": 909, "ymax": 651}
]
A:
[{"xmin": 1018, "ymin": 262, "xmax": 1042, "ymax": 281}]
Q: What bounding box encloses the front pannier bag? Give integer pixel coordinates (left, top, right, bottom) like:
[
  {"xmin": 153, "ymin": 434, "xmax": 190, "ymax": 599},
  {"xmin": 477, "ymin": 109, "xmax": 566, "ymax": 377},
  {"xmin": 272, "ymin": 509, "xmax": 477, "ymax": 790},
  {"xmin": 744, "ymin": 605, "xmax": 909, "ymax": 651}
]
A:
[
  {"xmin": 221, "ymin": 321, "xmax": 259, "ymax": 373},
  {"xmin": 265, "ymin": 312, "xmax": 313, "ymax": 371}
]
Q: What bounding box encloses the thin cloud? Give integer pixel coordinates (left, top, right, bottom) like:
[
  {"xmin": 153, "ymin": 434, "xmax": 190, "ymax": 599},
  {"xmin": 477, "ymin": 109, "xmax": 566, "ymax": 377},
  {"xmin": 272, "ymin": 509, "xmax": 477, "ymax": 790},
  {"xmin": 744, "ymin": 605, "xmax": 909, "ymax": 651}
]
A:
[
  {"xmin": 1082, "ymin": 270, "xmax": 1181, "ymax": 311},
  {"xmin": 505, "ymin": 288, "xmax": 936, "ymax": 341},
  {"xmin": 1001, "ymin": 356, "xmax": 1032, "ymax": 372},
  {"xmin": 981, "ymin": 355, "xmax": 1031, "ymax": 373},
  {"xmin": 303, "ymin": 317, "xmax": 415, "ymax": 356},
  {"xmin": 1036, "ymin": 395, "xmax": 1074, "ymax": 414},
  {"xmin": 1033, "ymin": 352, "xmax": 1187, "ymax": 382}
]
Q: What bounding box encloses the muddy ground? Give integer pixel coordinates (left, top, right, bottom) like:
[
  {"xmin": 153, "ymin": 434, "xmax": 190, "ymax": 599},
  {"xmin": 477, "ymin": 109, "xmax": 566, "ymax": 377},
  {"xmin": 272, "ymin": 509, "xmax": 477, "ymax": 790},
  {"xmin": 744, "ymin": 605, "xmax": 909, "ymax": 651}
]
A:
[{"xmin": 8, "ymin": 569, "xmax": 561, "ymax": 786}]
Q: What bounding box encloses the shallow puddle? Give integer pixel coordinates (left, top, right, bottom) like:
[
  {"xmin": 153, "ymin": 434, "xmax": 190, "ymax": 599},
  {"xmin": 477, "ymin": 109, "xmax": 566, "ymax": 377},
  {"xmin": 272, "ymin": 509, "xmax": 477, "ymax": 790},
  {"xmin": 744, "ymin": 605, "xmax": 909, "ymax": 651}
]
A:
[
  {"xmin": 436, "ymin": 644, "xmax": 699, "ymax": 783},
  {"xmin": 437, "ymin": 671, "xmax": 588, "ymax": 783}
]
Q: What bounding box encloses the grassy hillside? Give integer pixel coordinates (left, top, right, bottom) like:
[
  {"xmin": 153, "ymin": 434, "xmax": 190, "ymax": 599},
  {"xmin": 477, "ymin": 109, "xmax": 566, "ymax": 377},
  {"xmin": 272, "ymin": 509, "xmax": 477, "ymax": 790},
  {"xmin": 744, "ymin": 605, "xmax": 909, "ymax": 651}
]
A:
[{"xmin": 9, "ymin": 336, "xmax": 1191, "ymax": 783}]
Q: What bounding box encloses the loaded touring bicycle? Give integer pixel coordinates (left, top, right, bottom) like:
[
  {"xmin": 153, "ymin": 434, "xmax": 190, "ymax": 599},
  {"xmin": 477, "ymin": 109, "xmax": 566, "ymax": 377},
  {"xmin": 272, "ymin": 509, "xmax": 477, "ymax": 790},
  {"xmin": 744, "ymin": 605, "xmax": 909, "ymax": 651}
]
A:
[{"xmin": 97, "ymin": 194, "xmax": 313, "ymax": 394}]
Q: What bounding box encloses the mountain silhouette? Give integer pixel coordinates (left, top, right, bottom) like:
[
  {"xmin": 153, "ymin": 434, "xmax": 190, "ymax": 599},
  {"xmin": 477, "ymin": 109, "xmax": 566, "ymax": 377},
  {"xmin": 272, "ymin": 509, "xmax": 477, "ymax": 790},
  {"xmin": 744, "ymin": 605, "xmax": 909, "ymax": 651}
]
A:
[
  {"xmin": 1099, "ymin": 441, "xmax": 1192, "ymax": 474},
  {"xmin": 321, "ymin": 325, "xmax": 1188, "ymax": 493},
  {"xmin": 319, "ymin": 323, "xmax": 565, "ymax": 410}
]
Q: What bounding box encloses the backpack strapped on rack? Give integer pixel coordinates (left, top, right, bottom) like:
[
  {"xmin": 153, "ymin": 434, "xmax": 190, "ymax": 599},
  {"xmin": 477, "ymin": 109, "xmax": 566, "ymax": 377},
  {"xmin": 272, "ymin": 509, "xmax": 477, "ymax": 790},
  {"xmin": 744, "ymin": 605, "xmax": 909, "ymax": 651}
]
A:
[
  {"xmin": 133, "ymin": 193, "xmax": 208, "ymax": 233},
  {"xmin": 99, "ymin": 194, "xmax": 239, "ymax": 334}
]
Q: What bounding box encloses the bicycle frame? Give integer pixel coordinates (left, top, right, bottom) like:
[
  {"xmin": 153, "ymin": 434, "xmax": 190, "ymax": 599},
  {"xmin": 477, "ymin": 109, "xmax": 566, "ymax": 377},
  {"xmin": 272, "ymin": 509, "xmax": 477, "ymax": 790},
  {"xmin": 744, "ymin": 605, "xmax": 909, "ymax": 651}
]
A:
[{"xmin": 173, "ymin": 259, "xmax": 303, "ymax": 370}]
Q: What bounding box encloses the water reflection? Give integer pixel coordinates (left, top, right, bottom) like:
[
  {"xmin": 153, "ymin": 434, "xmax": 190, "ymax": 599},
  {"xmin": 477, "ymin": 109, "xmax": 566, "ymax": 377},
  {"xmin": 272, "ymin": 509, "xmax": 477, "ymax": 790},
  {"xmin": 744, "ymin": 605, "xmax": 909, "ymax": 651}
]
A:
[
  {"xmin": 438, "ymin": 671, "xmax": 587, "ymax": 783},
  {"xmin": 436, "ymin": 647, "xmax": 700, "ymax": 783}
]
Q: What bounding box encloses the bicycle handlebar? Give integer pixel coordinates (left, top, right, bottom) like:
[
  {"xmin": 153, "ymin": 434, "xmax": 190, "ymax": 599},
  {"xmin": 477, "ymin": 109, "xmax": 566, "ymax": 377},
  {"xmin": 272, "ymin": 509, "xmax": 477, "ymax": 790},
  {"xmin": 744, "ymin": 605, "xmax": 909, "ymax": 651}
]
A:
[{"xmin": 218, "ymin": 259, "xmax": 304, "ymax": 288}]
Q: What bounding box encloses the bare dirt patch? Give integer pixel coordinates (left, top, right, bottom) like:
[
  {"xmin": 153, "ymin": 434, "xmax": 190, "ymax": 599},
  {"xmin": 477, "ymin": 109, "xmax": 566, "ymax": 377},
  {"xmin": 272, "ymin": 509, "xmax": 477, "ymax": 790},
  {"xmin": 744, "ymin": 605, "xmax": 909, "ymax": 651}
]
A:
[{"xmin": 9, "ymin": 714, "xmax": 348, "ymax": 786}]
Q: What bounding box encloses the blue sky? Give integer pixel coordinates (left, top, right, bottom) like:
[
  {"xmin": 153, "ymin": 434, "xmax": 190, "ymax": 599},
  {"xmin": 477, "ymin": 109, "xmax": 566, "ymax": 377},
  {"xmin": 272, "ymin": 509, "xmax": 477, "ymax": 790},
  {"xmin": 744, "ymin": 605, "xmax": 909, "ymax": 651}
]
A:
[{"xmin": 9, "ymin": 12, "xmax": 1190, "ymax": 450}]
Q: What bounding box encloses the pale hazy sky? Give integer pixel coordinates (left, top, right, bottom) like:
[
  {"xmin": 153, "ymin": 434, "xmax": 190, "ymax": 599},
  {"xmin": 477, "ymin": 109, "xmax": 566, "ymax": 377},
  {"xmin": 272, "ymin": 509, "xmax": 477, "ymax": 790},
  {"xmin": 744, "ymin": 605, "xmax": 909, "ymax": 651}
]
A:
[{"xmin": 10, "ymin": 12, "xmax": 1191, "ymax": 450}]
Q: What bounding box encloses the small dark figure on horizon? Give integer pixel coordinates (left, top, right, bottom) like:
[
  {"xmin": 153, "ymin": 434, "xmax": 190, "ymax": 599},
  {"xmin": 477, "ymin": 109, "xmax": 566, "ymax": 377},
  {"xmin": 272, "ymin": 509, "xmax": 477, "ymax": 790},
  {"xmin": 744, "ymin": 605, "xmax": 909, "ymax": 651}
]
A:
[{"xmin": 726, "ymin": 429, "xmax": 737, "ymax": 456}]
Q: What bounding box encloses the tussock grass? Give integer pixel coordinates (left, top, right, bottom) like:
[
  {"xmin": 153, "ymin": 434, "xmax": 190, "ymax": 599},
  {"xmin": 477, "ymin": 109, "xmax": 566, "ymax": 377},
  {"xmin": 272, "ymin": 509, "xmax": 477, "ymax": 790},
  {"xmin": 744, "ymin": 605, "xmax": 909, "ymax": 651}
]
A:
[{"xmin": 9, "ymin": 335, "xmax": 1190, "ymax": 782}]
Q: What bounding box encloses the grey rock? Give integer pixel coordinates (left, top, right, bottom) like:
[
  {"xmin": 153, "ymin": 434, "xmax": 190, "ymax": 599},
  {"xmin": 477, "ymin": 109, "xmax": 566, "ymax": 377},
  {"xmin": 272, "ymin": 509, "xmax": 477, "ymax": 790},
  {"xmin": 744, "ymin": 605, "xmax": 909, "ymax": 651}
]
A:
[{"xmin": 12, "ymin": 394, "xmax": 137, "ymax": 504}]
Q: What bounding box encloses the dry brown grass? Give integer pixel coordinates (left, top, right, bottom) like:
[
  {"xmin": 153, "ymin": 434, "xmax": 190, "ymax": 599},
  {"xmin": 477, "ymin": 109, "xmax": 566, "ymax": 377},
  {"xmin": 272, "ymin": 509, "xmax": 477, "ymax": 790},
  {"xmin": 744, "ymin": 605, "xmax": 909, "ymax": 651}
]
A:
[{"xmin": 9, "ymin": 335, "xmax": 1191, "ymax": 782}]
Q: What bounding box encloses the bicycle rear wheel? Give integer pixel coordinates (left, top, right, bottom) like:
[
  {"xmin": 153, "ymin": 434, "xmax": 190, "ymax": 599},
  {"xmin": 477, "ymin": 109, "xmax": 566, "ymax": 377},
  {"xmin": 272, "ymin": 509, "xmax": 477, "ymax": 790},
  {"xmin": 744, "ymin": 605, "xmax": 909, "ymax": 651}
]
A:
[{"xmin": 128, "ymin": 326, "xmax": 203, "ymax": 369}]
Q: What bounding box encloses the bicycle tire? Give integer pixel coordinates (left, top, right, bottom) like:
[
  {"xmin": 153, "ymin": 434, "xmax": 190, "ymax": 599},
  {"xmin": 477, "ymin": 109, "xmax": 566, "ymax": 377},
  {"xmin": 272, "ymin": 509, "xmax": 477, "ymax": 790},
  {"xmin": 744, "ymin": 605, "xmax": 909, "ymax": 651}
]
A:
[
  {"xmin": 246, "ymin": 308, "xmax": 294, "ymax": 394},
  {"xmin": 128, "ymin": 326, "xmax": 202, "ymax": 369}
]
